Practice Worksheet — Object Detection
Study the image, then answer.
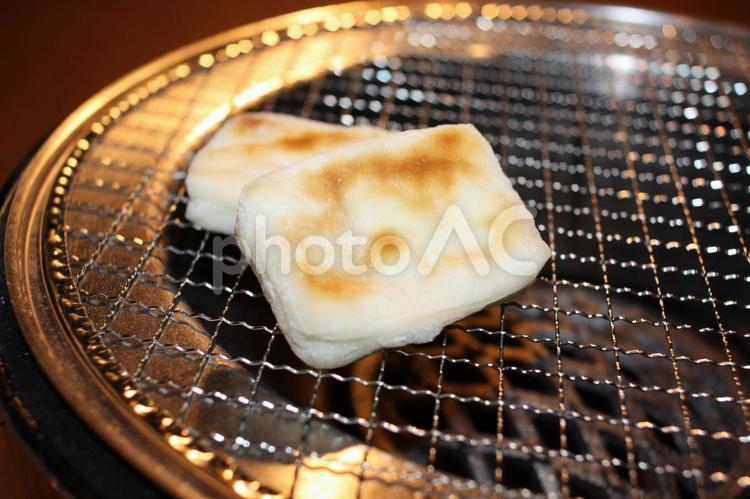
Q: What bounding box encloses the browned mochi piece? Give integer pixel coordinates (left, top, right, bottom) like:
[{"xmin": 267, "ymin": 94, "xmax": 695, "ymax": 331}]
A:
[
  {"xmin": 236, "ymin": 124, "xmax": 551, "ymax": 368},
  {"xmin": 185, "ymin": 112, "xmax": 389, "ymax": 234}
]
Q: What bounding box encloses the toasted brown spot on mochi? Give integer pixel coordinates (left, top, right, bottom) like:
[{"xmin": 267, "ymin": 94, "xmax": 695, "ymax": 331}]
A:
[
  {"xmin": 277, "ymin": 130, "xmax": 360, "ymax": 152},
  {"xmin": 301, "ymin": 126, "xmax": 484, "ymax": 223},
  {"xmin": 301, "ymin": 271, "xmax": 376, "ymax": 298},
  {"xmin": 364, "ymin": 232, "xmax": 405, "ymax": 265},
  {"xmin": 242, "ymin": 129, "xmax": 372, "ymax": 156},
  {"xmin": 376, "ymin": 241, "xmax": 401, "ymax": 264},
  {"xmin": 236, "ymin": 113, "xmax": 266, "ymax": 131}
]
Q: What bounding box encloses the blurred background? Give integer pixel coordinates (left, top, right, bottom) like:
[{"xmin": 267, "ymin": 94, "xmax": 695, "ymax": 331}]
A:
[{"xmin": 0, "ymin": 1, "xmax": 749, "ymax": 497}]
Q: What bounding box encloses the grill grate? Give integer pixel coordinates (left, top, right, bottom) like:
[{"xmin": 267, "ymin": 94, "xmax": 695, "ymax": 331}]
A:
[{"xmin": 27, "ymin": 3, "xmax": 750, "ymax": 497}]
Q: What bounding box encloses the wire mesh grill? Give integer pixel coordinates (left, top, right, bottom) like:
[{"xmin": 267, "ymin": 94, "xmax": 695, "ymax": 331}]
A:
[{"xmin": 39, "ymin": 3, "xmax": 750, "ymax": 497}]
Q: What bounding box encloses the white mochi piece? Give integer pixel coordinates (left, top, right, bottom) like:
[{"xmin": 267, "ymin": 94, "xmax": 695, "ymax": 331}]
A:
[
  {"xmin": 236, "ymin": 124, "xmax": 551, "ymax": 368},
  {"xmin": 186, "ymin": 112, "xmax": 389, "ymax": 234}
]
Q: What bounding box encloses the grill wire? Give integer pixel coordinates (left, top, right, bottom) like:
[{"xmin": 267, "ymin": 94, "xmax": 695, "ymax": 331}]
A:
[{"xmin": 52, "ymin": 4, "xmax": 750, "ymax": 497}]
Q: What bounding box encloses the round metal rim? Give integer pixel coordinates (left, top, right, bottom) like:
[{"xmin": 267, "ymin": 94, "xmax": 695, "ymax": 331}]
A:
[
  {"xmin": 4, "ymin": 2, "xmax": 749, "ymax": 497},
  {"xmin": 4, "ymin": 5, "xmax": 387, "ymax": 497}
]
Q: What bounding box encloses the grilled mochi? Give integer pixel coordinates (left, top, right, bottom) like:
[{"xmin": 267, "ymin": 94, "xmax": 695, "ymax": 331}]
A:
[
  {"xmin": 236, "ymin": 124, "xmax": 551, "ymax": 369},
  {"xmin": 186, "ymin": 112, "xmax": 389, "ymax": 234}
]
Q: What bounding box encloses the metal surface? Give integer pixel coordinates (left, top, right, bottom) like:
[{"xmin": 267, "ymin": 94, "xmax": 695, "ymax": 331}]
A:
[{"xmin": 5, "ymin": 2, "xmax": 750, "ymax": 497}]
